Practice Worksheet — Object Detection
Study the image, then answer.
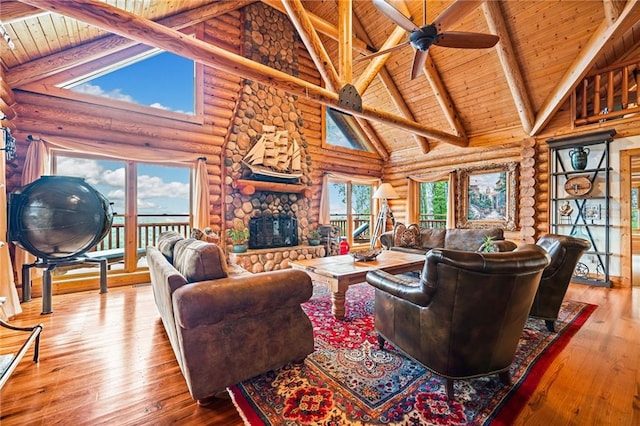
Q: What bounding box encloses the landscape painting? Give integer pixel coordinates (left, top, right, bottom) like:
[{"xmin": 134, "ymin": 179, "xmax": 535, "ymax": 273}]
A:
[{"xmin": 457, "ymin": 162, "xmax": 518, "ymax": 230}]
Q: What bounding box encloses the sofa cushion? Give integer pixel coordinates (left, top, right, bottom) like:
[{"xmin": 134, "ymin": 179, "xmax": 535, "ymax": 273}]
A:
[
  {"xmin": 419, "ymin": 228, "xmax": 446, "ymax": 249},
  {"xmin": 444, "ymin": 228, "xmax": 504, "ymax": 251},
  {"xmin": 157, "ymin": 230, "xmax": 185, "ymax": 262},
  {"xmin": 393, "ymin": 223, "xmax": 421, "ymax": 248},
  {"xmin": 173, "ymin": 238, "xmax": 229, "ymax": 283}
]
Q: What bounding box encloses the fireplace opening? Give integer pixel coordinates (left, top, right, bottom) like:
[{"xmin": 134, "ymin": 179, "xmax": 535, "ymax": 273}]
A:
[{"xmin": 249, "ymin": 214, "xmax": 298, "ymax": 249}]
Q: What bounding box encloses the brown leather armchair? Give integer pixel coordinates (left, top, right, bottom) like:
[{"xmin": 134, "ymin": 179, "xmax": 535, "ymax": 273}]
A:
[
  {"xmin": 365, "ymin": 245, "xmax": 550, "ymax": 399},
  {"xmin": 529, "ymin": 234, "xmax": 591, "ymax": 331}
]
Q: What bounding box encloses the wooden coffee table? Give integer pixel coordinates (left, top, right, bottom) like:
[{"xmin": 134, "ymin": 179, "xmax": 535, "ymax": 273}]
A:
[{"xmin": 290, "ymin": 250, "xmax": 425, "ymax": 319}]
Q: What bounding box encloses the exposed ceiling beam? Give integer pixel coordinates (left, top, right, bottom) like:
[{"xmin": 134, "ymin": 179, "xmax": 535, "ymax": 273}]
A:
[
  {"xmin": 7, "ymin": 1, "xmax": 255, "ymax": 87},
  {"xmin": 482, "ymin": 0, "xmax": 534, "ymax": 134},
  {"xmin": 421, "ymin": 56, "xmax": 467, "ymax": 139},
  {"xmin": 530, "ymin": 0, "xmax": 640, "ymax": 135},
  {"xmin": 0, "ymin": 0, "xmax": 48, "ymax": 24},
  {"xmin": 282, "ymin": 0, "xmax": 389, "ymax": 159},
  {"xmin": 603, "ymin": 0, "xmax": 625, "ymax": 23},
  {"xmin": 16, "ymin": 0, "xmax": 467, "ymax": 147},
  {"xmin": 261, "ymin": 0, "xmax": 375, "ymax": 56},
  {"xmin": 281, "ymin": 0, "xmax": 341, "ymax": 91},
  {"xmin": 353, "ymin": 26, "xmax": 406, "ymax": 95},
  {"xmin": 352, "ymin": 9, "xmax": 430, "ymax": 153},
  {"xmin": 338, "ymin": 0, "xmax": 352, "ymax": 85}
]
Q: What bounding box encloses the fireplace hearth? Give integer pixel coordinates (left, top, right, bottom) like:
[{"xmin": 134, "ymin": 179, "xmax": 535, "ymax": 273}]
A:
[{"xmin": 249, "ymin": 214, "xmax": 298, "ymax": 249}]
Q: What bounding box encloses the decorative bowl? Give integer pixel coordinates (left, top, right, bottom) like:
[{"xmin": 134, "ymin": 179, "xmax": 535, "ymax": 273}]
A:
[{"xmin": 350, "ymin": 249, "xmax": 382, "ymax": 262}]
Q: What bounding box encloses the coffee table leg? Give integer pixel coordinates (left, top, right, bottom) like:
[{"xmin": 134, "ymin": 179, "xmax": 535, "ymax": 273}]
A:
[{"xmin": 331, "ymin": 291, "xmax": 346, "ymax": 319}]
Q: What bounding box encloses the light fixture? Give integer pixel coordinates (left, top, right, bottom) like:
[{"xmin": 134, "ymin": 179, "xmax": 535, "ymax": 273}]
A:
[
  {"xmin": 371, "ymin": 183, "xmax": 399, "ymax": 248},
  {"xmin": 372, "ymin": 182, "xmax": 399, "ymax": 200}
]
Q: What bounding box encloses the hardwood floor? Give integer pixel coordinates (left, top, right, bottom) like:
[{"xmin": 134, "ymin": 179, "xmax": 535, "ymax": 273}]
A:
[{"xmin": 1, "ymin": 282, "xmax": 639, "ymax": 425}]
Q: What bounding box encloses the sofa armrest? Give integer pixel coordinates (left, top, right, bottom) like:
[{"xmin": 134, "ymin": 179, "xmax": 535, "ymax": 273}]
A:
[{"xmin": 173, "ymin": 269, "xmax": 312, "ymax": 329}]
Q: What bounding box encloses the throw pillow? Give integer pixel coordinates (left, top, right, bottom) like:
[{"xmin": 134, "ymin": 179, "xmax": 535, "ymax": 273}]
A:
[
  {"xmin": 393, "ymin": 223, "xmax": 421, "ymax": 248},
  {"xmin": 173, "ymin": 239, "xmax": 229, "ymax": 283},
  {"xmin": 156, "ymin": 230, "xmax": 184, "ymax": 262}
]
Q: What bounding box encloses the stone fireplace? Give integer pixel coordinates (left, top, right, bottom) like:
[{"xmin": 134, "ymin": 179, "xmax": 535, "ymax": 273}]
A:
[
  {"xmin": 223, "ymin": 2, "xmax": 317, "ymax": 258},
  {"xmin": 249, "ymin": 213, "xmax": 298, "ymax": 249}
]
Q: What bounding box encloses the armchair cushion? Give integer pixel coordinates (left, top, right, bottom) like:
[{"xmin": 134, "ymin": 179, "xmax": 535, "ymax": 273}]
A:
[
  {"xmin": 173, "ymin": 239, "xmax": 228, "ymax": 283},
  {"xmin": 393, "ymin": 223, "xmax": 421, "ymax": 248}
]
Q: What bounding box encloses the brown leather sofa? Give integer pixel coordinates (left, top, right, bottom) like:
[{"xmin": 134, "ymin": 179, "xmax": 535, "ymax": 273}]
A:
[
  {"xmin": 147, "ymin": 231, "xmax": 314, "ymax": 404},
  {"xmin": 365, "ymin": 245, "xmax": 550, "ymax": 399},
  {"xmin": 529, "ymin": 234, "xmax": 591, "ymax": 331},
  {"xmin": 379, "ymin": 223, "xmax": 517, "ymax": 254}
]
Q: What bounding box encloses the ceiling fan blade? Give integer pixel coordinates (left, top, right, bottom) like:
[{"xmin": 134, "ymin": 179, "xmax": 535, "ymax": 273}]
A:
[
  {"xmin": 433, "ymin": 0, "xmax": 483, "ymax": 32},
  {"xmin": 354, "ymin": 41, "xmax": 412, "ymax": 62},
  {"xmin": 372, "ymin": 0, "xmax": 420, "ymax": 32},
  {"xmin": 433, "ymin": 31, "xmax": 500, "ymax": 49},
  {"xmin": 410, "ymin": 49, "xmax": 430, "ymax": 80},
  {"xmin": 435, "ymin": 31, "xmax": 499, "ymax": 49}
]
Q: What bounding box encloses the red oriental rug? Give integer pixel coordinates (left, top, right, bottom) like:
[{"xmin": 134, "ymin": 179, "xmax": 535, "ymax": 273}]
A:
[{"xmin": 229, "ymin": 283, "xmax": 596, "ymax": 425}]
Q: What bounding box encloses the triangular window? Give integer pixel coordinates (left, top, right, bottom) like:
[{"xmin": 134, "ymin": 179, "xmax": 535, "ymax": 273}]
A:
[
  {"xmin": 59, "ymin": 50, "xmax": 195, "ymax": 115},
  {"xmin": 325, "ymin": 107, "xmax": 373, "ymax": 152}
]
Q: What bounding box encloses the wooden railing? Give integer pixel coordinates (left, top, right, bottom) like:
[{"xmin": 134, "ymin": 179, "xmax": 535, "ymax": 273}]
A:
[
  {"xmin": 574, "ymin": 58, "xmax": 640, "ymax": 126},
  {"xmin": 93, "ymin": 215, "xmax": 191, "ymax": 251},
  {"xmin": 418, "ymin": 217, "xmax": 447, "ymax": 229},
  {"xmin": 329, "ymin": 215, "xmax": 372, "ymax": 241}
]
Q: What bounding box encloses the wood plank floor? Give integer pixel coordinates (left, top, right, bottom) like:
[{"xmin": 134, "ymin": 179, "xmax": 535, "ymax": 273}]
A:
[{"xmin": 1, "ymin": 282, "xmax": 639, "ymax": 425}]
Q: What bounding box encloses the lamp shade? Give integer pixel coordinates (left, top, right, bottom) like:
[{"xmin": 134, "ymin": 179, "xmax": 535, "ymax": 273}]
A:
[{"xmin": 373, "ymin": 183, "xmax": 399, "ymax": 200}]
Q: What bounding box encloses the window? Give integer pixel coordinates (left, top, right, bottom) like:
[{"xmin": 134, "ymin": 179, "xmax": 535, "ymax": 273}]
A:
[
  {"xmin": 419, "ymin": 180, "xmax": 448, "ymax": 229},
  {"xmin": 59, "ymin": 50, "xmax": 196, "ymax": 116},
  {"xmin": 53, "ymin": 154, "xmax": 191, "ymax": 273},
  {"xmin": 324, "ymin": 107, "xmax": 372, "ymax": 152},
  {"xmin": 328, "ymin": 179, "xmax": 375, "ymax": 246},
  {"xmin": 633, "ymin": 187, "xmax": 639, "ymax": 230}
]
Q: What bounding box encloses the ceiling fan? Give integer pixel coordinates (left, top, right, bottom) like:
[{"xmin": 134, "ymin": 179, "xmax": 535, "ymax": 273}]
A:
[{"xmin": 367, "ymin": 0, "xmax": 499, "ymax": 80}]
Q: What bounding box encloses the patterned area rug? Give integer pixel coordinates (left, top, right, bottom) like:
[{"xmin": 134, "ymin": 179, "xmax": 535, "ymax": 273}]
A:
[{"xmin": 230, "ymin": 283, "xmax": 596, "ymax": 425}]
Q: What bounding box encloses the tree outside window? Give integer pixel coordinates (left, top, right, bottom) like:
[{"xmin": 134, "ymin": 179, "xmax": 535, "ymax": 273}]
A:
[{"xmin": 419, "ymin": 180, "xmax": 448, "ymax": 229}]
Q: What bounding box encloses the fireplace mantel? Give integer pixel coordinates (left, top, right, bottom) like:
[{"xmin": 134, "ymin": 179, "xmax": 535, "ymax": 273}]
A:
[{"xmin": 236, "ymin": 179, "xmax": 312, "ymax": 197}]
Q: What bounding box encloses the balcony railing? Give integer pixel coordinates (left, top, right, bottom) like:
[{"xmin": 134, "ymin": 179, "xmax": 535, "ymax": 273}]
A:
[
  {"xmin": 329, "ymin": 214, "xmax": 372, "ymax": 242},
  {"xmin": 418, "ymin": 215, "xmax": 447, "ymax": 229},
  {"xmin": 92, "ymin": 214, "xmax": 191, "ymax": 251},
  {"xmin": 573, "ymin": 58, "xmax": 640, "ymax": 126}
]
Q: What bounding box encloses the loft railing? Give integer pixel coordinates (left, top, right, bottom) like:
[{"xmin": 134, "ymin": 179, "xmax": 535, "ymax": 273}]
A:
[{"xmin": 573, "ymin": 58, "xmax": 640, "ymax": 126}]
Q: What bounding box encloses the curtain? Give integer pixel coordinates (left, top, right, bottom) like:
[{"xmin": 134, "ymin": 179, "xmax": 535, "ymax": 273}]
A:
[
  {"xmin": 193, "ymin": 157, "xmax": 210, "ymax": 230},
  {"xmin": 12, "ymin": 139, "xmax": 50, "ymax": 291},
  {"xmin": 318, "ymin": 172, "xmax": 381, "ymax": 224},
  {"xmin": 0, "ymin": 132, "xmax": 22, "ymax": 319},
  {"xmin": 407, "ymin": 170, "xmax": 456, "ymax": 228}
]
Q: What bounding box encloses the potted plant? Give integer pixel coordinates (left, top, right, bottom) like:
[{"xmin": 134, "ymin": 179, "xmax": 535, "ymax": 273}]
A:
[
  {"xmin": 481, "ymin": 235, "xmax": 497, "ymax": 253},
  {"xmin": 227, "ymin": 227, "xmax": 249, "ymax": 253},
  {"xmin": 308, "ymin": 229, "xmax": 321, "ymax": 246}
]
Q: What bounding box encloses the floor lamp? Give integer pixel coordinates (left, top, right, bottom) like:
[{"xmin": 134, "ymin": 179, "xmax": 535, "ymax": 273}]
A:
[{"xmin": 371, "ymin": 183, "xmax": 399, "ymax": 249}]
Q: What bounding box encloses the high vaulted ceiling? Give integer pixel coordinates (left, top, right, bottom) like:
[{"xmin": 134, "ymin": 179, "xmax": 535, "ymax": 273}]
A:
[{"xmin": 1, "ymin": 0, "xmax": 640, "ymax": 155}]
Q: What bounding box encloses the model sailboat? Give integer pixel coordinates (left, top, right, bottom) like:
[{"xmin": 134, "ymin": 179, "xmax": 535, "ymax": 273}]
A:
[{"xmin": 242, "ymin": 125, "xmax": 302, "ymax": 183}]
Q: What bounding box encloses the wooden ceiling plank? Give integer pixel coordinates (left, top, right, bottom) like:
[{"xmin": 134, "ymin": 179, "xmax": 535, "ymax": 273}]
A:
[
  {"xmin": 482, "ymin": 1, "xmax": 534, "ymax": 135},
  {"xmin": 338, "ymin": 0, "xmax": 352, "ymax": 85},
  {"xmin": 281, "ymin": 0, "xmax": 342, "ymax": 92},
  {"xmin": 17, "ymin": 0, "xmax": 466, "ymax": 147},
  {"xmin": 352, "ymin": 10, "xmax": 429, "ymax": 154},
  {"xmin": 8, "ymin": 1, "xmax": 255, "ymax": 87},
  {"xmin": 530, "ymin": 0, "xmax": 640, "ymax": 135}
]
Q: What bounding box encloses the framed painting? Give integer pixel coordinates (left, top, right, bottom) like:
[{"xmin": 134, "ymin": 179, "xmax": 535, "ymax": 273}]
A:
[{"xmin": 457, "ymin": 162, "xmax": 518, "ymax": 230}]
